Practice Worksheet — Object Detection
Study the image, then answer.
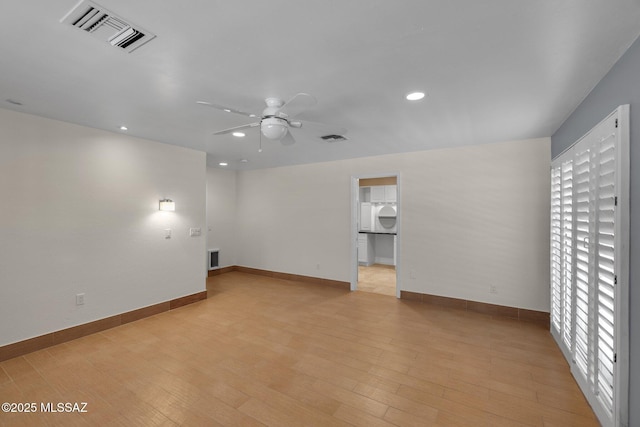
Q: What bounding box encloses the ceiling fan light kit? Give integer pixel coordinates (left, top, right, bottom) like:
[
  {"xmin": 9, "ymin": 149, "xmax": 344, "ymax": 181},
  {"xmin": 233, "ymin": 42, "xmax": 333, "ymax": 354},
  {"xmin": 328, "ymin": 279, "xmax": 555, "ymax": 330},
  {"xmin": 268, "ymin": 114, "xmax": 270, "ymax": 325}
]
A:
[{"xmin": 261, "ymin": 117, "xmax": 289, "ymax": 140}]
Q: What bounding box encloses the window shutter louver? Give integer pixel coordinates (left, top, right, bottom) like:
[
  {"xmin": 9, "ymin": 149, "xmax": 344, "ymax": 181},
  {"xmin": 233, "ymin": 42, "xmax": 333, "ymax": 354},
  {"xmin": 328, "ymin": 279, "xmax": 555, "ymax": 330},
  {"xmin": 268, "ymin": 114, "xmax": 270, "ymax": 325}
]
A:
[
  {"xmin": 550, "ymin": 167, "xmax": 562, "ymax": 331},
  {"xmin": 561, "ymin": 160, "xmax": 574, "ymax": 350},
  {"xmin": 595, "ymin": 132, "xmax": 617, "ymax": 413},
  {"xmin": 573, "ymin": 147, "xmax": 591, "ymax": 378}
]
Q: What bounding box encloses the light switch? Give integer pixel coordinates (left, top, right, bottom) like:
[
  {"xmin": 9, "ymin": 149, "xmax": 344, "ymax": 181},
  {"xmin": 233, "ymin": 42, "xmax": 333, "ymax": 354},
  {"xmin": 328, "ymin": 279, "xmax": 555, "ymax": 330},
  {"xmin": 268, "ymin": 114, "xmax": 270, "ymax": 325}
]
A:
[
  {"xmin": 164, "ymin": 228, "xmax": 172, "ymax": 239},
  {"xmin": 189, "ymin": 227, "xmax": 201, "ymax": 237}
]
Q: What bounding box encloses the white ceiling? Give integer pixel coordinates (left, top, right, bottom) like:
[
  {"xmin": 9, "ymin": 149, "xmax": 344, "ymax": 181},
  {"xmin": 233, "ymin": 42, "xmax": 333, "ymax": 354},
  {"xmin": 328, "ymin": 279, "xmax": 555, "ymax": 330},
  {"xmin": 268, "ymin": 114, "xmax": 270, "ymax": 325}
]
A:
[{"xmin": 1, "ymin": 1, "xmax": 639, "ymax": 170}]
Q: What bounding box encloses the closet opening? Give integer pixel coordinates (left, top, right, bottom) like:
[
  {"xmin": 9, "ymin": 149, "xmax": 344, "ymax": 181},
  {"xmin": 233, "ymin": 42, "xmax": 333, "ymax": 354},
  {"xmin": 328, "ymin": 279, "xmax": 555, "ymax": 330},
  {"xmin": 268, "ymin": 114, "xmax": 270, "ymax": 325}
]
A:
[{"xmin": 350, "ymin": 174, "xmax": 400, "ymax": 297}]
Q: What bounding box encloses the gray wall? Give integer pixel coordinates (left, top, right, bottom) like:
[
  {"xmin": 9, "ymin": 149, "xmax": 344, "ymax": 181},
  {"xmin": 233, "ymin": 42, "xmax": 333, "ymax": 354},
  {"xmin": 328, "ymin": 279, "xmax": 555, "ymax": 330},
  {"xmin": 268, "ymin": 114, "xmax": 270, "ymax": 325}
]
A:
[{"xmin": 552, "ymin": 36, "xmax": 639, "ymax": 425}]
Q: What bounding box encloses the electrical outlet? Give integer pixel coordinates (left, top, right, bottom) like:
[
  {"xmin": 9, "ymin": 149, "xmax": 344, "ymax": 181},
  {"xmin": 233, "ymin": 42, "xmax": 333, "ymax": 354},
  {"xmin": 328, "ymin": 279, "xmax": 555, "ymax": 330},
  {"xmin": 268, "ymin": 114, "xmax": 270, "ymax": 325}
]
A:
[
  {"xmin": 489, "ymin": 285, "xmax": 498, "ymax": 294},
  {"xmin": 76, "ymin": 293, "xmax": 85, "ymax": 305},
  {"xmin": 189, "ymin": 227, "xmax": 201, "ymax": 237}
]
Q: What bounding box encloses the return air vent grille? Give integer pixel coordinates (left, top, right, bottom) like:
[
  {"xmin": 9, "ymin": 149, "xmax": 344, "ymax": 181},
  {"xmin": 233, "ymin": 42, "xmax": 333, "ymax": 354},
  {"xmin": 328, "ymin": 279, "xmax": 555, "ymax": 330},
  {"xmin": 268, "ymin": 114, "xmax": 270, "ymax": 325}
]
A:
[
  {"xmin": 320, "ymin": 134, "xmax": 348, "ymax": 142},
  {"xmin": 60, "ymin": 0, "xmax": 155, "ymax": 53}
]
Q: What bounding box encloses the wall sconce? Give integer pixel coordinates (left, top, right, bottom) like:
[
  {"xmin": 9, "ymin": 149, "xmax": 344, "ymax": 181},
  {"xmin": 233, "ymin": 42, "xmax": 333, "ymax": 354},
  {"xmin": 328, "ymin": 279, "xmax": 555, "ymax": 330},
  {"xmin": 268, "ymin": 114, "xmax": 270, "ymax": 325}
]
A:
[{"xmin": 159, "ymin": 199, "xmax": 175, "ymax": 211}]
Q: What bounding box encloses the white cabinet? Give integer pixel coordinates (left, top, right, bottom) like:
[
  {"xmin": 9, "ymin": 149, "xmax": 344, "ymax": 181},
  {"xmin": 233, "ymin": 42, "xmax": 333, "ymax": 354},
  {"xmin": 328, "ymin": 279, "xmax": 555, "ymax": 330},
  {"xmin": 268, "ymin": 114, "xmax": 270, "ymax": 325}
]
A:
[
  {"xmin": 357, "ymin": 235, "xmax": 366, "ymax": 263},
  {"xmin": 369, "ymin": 185, "xmax": 397, "ymax": 203},
  {"xmin": 359, "ymin": 202, "xmax": 372, "ymax": 231},
  {"xmin": 384, "ymin": 185, "xmax": 397, "ymax": 202},
  {"xmin": 358, "ymin": 233, "xmax": 375, "ymax": 265},
  {"xmin": 370, "ymin": 186, "xmax": 385, "ymax": 203}
]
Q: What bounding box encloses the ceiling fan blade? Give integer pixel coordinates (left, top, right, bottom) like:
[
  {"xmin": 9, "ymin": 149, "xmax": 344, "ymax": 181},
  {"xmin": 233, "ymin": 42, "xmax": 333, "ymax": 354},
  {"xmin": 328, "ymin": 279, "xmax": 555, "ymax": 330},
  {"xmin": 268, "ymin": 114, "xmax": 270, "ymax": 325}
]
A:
[
  {"xmin": 197, "ymin": 101, "xmax": 258, "ymax": 118},
  {"xmin": 212, "ymin": 122, "xmax": 259, "ymax": 135},
  {"xmin": 298, "ymin": 120, "xmax": 348, "ymax": 138},
  {"xmin": 280, "ymin": 131, "xmax": 296, "ymax": 146},
  {"xmin": 277, "ymin": 93, "xmax": 317, "ymax": 119}
]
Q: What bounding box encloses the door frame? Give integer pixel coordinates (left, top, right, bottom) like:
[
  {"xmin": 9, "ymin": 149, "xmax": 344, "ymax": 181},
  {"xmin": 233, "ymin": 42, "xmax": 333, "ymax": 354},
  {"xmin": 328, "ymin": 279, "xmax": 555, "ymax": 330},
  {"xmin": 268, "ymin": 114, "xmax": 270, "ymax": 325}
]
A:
[{"xmin": 350, "ymin": 172, "xmax": 402, "ymax": 298}]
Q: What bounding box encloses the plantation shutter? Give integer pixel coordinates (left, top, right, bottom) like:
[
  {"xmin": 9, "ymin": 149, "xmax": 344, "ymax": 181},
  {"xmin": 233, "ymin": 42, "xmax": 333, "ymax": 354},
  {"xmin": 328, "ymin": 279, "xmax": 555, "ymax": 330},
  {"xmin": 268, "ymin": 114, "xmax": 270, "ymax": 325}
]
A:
[
  {"xmin": 561, "ymin": 159, "xmax": 574, "ymax": 350},
  {"xmin": 595, "ymin": 131, "xmax": 617, "ymax": 413},
  {"xmin": 550, "ymin": 166, "xmax": 562, "ymax": 331},
  {"xmin": 549, "ymin": 106, "xmax": 629, "ymax": 427},
  {"xmin": 572, "ymin": 146, "xmax": 591, "ymax": 378}
]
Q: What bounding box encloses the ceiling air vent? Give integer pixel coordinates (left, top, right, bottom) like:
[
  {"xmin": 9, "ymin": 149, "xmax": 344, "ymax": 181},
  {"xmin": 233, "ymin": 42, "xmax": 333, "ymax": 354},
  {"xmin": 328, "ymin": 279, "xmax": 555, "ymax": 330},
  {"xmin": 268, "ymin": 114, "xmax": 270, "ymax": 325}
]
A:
[
  {"xmin": 320, "ymin": 134, "xmax": 348, "ymax": 142},
  {"xmin": 60, "ymin": 0, "xmax": 155, "ymax": 53}
]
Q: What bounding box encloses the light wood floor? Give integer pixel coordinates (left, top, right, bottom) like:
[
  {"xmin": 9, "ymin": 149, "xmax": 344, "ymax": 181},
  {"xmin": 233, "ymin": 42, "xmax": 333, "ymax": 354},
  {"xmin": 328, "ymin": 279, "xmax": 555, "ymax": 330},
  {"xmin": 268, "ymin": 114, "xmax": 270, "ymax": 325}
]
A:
[
  {"xmin": 0, "ymin": 272, "xmax": 597, "ymax": 426},
  {"xmin": 358, "ymin": 264, "xmax": 396, "ymax": 296}
]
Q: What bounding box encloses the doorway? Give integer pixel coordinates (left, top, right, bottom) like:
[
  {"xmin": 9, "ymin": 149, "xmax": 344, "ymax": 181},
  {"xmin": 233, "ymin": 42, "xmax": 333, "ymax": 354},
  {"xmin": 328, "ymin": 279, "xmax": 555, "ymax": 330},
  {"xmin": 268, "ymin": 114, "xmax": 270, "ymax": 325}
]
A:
[{"xmin": 350, "ymin": 174, "xmax": 400, "ymax": 297}]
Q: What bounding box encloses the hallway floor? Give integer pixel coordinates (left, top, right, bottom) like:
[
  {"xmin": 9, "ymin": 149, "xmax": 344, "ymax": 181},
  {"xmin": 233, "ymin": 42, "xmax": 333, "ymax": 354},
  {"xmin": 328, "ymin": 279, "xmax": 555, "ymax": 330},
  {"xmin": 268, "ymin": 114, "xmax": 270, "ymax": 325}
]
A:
[{"xmin": 358, "ymin": 264, "xmax": 396, "ymax": 296}]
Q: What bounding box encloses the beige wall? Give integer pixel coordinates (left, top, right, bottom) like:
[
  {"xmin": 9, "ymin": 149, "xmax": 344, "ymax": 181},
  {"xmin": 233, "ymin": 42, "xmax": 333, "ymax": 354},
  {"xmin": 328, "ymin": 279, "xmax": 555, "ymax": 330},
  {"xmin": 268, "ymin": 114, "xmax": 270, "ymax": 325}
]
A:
[
  {"xmin": 0, "ymin": 104, "xmax": 550, "ymax": 348},
  {"xmin": 0, "ymin": 109, "xmax": 207, "ymax": 346},
  {"xmin": 400, "ymin": 139, "xmax": 551, "ymax": 310},
  {"xmin": 233, "ymin": 138, "xmax": 551, "ymax": 311}
]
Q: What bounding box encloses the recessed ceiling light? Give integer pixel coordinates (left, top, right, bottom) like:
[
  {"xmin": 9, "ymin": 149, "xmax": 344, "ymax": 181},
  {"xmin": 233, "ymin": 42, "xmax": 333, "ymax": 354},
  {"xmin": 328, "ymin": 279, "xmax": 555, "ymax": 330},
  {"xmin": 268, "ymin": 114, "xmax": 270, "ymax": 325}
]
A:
[
  {"xmin": 219, "ymin": 162, "xmax": 228, "ymax": 167},
  {"xmin": 240, "ymin": 159, "xmax": 248, "ymax": 163},
  {"xmin": 120, "ymin": 126, "xmax": 128, "ymax": 131},
  {"xmin": 406, "ymin": 92, "xmax": 425, "ymax": 101},
  {"xmin": 232, "ymin": 132, "xmax": 245, "ymax": 137},
  {"xmin": 223, "ymin": 109, "xmax": 231, "ymax": 113}
]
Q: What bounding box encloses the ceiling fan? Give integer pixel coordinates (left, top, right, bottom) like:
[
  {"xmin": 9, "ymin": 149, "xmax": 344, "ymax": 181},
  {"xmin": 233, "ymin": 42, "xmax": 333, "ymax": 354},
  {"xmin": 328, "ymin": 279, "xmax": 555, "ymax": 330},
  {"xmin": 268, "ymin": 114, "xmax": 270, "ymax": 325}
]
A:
[{"xmin": 197, "ymin": 93, "xmax": 346, "ymax": 146}]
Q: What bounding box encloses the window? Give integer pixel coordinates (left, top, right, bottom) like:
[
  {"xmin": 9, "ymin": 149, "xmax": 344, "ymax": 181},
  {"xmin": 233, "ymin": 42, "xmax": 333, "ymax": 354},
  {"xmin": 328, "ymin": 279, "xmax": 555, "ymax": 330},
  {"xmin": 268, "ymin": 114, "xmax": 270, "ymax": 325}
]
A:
[{"xmin": 550, "ymin": 105, "xmax": 629, "ymax": 427}]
